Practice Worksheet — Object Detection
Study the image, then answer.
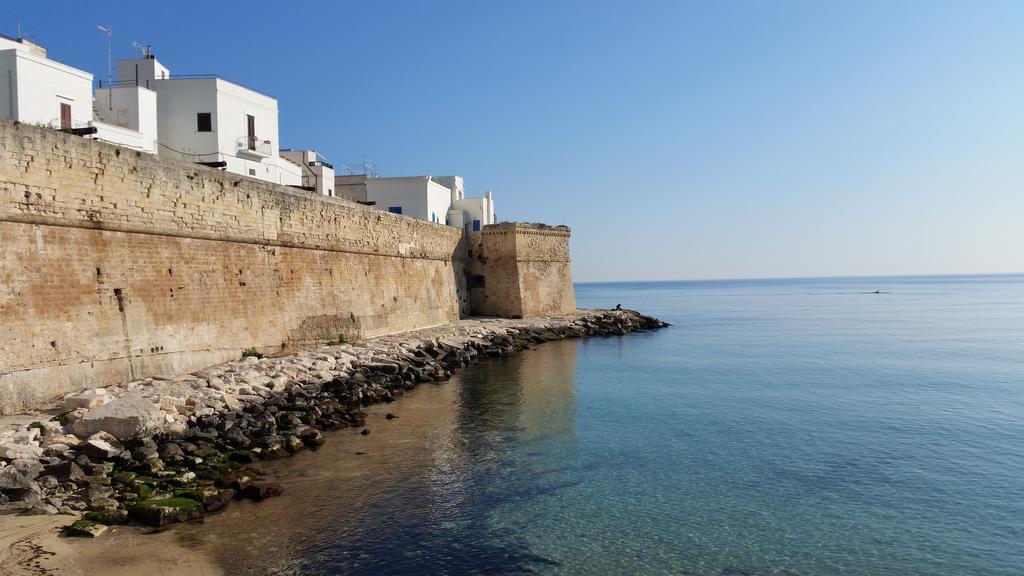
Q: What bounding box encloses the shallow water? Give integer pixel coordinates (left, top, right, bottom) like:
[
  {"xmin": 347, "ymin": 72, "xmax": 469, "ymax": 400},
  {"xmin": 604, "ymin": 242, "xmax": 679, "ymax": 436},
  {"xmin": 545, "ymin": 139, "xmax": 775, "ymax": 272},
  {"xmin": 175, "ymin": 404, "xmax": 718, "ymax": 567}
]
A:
[{"xmin": 178, "ymin": 275, "xmax": 1024, "ymax": 575}]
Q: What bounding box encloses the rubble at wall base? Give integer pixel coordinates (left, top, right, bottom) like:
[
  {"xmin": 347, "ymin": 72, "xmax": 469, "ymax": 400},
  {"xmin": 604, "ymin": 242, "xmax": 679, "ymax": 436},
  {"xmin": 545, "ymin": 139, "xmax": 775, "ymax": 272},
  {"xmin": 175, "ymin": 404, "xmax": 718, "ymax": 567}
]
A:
[{"xmin": 0, "ymin": 309, "xmax": 667, "ymax": 530}]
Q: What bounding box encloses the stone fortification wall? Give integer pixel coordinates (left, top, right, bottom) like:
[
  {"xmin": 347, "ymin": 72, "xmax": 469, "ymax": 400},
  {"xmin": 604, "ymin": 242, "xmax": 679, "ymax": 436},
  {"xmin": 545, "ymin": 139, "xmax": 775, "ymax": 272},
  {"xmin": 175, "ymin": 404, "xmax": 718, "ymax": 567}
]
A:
[
  {"xmin": 0, "ymin": 121, "xmax": 468, "ymax": 414},
  {"xmin": 468, "ymin": 223, "xmax": 576, "ymax": 318}
]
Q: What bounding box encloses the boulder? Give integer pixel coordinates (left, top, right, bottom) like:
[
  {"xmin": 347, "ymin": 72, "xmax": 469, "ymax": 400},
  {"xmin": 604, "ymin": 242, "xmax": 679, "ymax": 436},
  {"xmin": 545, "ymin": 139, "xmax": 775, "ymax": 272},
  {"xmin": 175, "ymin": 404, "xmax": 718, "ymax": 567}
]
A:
[
  {"xmin": 42, "ymin": 443, "xmax": 71, "ymax": 457},
  {"xmin": 83, "ymin": 509, "xmax": 129, "ymax": 525},
  {"xmin": 159, "ymin": 443, "xmax": 185, "ymax": 462},
  {"xmin": 240, "ymin": 482, "xmax": 283, "ymax": 501},
  {"xmin": 0, "ymin": 442, "xmax": 43, "ymax": 460},
  {"xmin": 64, "ymin": 519, "xmax": 107, "ymax": 538},
  {"xmin": 10, "ymin": 428, "xmax": 39, "ymax": 444},
  {"xmin": 10, "ymin": 459, "xmax": 43, "ymax": 480},
  {"xmin": 129, "ymin": 437, "xmax": 159, "ymax": 462},
  {"xmin": 72, "ymin": 396, "xmax": 164, "ymax": 441},
  {"xmin": 0, "ymin": 467, "xmax": 39, "ymax": 504},
  {"xmin": 0, "ymin": 466, "xmax": 34, "ymax": 491},
  {"xmin": 41, "ymin": 434, "xmax": 79, "ymax": 449},
  {"xmin": 79, "ymin": 432, "xmax": 125, "ymax": 460},
  {"xmin": 25, "ymin": 503, "xmax": 59, "ymax": 515},
  {"xmin": 174, "ymin": 487, "xmax": 235, "ymax": 513},
  {"xmin": 63, "ymin": 388, "xmax": 111, "ymax": 411},
  {"xmin": 44, "ymin": 461, "xmax": 86, "ymax": 484},
  {"xmin": 129, "ymin": 497, "xmax": 204, "ymax": 527}
]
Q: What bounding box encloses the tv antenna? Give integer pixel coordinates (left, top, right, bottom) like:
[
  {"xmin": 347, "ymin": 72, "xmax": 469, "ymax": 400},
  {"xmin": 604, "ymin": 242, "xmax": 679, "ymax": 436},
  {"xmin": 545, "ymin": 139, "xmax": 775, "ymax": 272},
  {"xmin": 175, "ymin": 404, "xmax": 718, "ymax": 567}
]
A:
[{"xmin": 97, "ymin": 25, "xmax": 112, "ymax": 86}]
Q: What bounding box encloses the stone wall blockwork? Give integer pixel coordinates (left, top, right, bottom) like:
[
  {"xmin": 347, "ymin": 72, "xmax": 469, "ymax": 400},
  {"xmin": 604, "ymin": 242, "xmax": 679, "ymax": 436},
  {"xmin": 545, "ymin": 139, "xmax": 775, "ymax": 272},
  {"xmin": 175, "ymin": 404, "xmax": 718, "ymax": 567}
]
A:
[
  {"xmin": 0, "ymin": 121, "xmax": 469, "ymax": 413},
  {"xmin": 468, "ymin": 223, "xmax": 576, "ymax": 318}
]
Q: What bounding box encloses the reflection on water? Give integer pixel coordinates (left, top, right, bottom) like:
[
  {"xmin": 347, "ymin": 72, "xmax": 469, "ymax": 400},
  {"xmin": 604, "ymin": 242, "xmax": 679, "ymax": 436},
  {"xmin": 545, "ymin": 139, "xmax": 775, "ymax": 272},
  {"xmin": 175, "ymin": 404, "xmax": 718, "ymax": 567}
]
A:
[
  {"xmin": 174, "ymin": 340, "xmax": 580, "ymax": 575},
  {"xmin": 169, "ymin": 276, "xmax": 1024, "ymax": 576}
]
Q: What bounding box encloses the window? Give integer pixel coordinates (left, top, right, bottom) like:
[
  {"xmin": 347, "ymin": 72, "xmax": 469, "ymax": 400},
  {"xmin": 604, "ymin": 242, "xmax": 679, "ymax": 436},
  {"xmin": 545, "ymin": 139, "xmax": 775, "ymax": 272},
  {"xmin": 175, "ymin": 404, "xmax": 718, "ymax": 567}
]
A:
[
  {"xmin": 196, "ymin": 112, "xmax": 212, "ymax": 132},
  {"xmin": 388, "ymin": 206, "xmax": 403, "ymax": 214},
  {"xmin": 472, "ymin": 219, "xmax": 481, "ymax": 231},
  {"xmin": 469, "ymin": 275, "xmax": 486, "ymax": 289}
]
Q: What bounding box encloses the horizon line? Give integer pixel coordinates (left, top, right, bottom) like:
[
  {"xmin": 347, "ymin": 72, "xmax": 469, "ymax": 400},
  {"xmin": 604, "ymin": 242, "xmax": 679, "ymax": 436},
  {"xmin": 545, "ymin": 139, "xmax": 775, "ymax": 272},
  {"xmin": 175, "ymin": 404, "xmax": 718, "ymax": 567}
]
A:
[{"xmin": 574, "ymin": 271, "xmax": 1024, "ymax": 286}]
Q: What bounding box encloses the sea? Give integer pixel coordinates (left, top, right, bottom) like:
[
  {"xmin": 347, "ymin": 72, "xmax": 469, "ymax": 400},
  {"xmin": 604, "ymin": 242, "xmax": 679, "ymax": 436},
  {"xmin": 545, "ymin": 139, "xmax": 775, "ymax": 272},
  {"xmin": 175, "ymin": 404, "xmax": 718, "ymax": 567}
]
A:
[{"xmin": 187, "ymin": 275, "xmax": 1024, "ymax": 576}]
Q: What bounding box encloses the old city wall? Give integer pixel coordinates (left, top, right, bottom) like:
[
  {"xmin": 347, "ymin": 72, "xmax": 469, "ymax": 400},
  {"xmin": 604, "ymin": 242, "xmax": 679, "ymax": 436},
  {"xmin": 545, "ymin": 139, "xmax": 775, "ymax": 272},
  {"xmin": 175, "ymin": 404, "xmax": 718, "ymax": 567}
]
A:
[
  {"xmin": 468, "ymin": 223, "xmax": 576, "ymax": 318},
  {"xmin": 0, "ymin": 121, "xmax": 469, "ymax": 414}
]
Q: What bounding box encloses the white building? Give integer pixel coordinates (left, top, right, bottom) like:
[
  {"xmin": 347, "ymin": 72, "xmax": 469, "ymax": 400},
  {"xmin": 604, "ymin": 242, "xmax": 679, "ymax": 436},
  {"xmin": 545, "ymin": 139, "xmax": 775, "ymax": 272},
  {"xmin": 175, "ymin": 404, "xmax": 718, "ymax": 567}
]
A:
[
  {"xmin": 0, "ymin": 34, "xmax": 93, "ymax": 130},
  {"xmin": 434, "ymin": 176, "xmax": 496, "ymax": 232},
  {"xmin": 93, "ymin": 81, "xmax": 158, "ymax": 153},
  {"xmin": 280, "ymin": 149, "xmax": 335, "ymax": 197},
  {"xmin": 116, "ymin": 52, "xmax": 301, "ymax": 185},
  {"xmin": 0, "ymin": 34, "xmax": 158, "ymax": 153},
  {"xmin": 335, "ymin": 174, "xmax": 496, "ymax": 230}
]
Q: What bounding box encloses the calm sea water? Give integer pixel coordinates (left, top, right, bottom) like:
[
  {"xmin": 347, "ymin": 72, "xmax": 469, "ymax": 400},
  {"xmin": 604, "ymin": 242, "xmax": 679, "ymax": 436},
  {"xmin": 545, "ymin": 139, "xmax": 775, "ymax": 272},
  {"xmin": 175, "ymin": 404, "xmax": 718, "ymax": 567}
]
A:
[{"xmin": 200, "ymin": 275, "xmax": 1024, "ymax": 576}]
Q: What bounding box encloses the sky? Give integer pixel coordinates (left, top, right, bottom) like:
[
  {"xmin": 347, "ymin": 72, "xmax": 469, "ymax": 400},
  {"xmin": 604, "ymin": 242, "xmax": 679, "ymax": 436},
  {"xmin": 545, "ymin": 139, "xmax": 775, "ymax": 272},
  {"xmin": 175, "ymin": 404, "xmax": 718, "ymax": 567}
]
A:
[{"xmin": 6, "ymin": 1, "xmax": 1023, "ymax": 282}]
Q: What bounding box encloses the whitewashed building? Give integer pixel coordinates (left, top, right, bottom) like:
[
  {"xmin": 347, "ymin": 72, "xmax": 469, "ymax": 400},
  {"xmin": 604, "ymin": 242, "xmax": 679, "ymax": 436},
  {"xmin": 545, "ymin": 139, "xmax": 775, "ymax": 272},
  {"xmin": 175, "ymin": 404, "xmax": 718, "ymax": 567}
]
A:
[
  {"xmin": 93, "ymin": 81, "xmax": 158, "ymax": 153},
  {"xmin": 434, "ymin": 176, "xmax": 496, "ymax": 232},
  {"xmin": 115, "ymin": 52, "xmax": 301, "ymax": 185},
  {"xmin": 335, "ymin": 174, "xmax": 496, "ymax": 230},
  {"xmin": 0, "ymin": 34, "xmax": 158, "ymax": 152},
  {"xmin": 0, "ymin": 34, "xmax": 93, "ymax": 130},
  {"xmin": 280, "ymin": 149, "xmax": 335, "ymax": 196}
]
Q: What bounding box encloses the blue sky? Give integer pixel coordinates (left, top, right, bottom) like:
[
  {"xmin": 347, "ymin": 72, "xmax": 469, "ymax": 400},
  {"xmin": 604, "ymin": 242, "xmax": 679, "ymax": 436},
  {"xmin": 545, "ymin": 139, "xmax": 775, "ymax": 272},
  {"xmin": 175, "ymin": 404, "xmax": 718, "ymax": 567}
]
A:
[{"xmin": 8, "ymin": 1, "xmax": 1023, "ymax": 281}]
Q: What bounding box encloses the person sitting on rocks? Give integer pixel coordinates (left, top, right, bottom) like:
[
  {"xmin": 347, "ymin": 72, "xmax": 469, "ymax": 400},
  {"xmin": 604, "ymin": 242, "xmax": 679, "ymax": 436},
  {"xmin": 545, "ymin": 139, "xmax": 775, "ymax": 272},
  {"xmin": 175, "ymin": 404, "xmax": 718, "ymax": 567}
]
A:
[{"xmin": 614, "ymin": 304, "xmax": 622, "ymax": 311}]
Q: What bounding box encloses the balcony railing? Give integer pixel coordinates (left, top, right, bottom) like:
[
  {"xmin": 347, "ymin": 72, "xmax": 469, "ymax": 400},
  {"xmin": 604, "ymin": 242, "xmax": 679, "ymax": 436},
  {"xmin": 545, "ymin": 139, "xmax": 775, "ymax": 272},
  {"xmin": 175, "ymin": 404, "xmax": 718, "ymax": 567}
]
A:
[{"xmin": 236, "ymin": 136, "xmax": 272, "ymax": 158}]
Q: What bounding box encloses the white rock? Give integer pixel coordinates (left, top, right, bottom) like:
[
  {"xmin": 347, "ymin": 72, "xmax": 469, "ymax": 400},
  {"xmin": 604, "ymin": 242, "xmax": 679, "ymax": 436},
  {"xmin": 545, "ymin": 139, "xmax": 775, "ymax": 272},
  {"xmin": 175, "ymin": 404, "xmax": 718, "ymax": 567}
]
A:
[
  {"xmin": 62, "ymin": 388, "xmax": 111, "ymax": 411},
  {"xmin": 165, "ymin": 421, "xmax": 188, "ymax": 438},
  {"xmin": 158, "ymin": 395, "xmax": 186, "ymax": 413},
  {"xmin": 71, "ymin": 396, "xmax": 164, "ymax": 440},
  {"xmin": 11, "ymin": 428, "xmax": 39, "ymax": 444},
  {"xmin": 0, "ymin": 443, "xmax": 43, "ymax": 460},
  {"xmin": 81, "ymin": 431, "xmax": 124, "ymax": 459},
  {"xmin": 41, "ymin": 434, "xmax": 79, "ymax": 449},
  {"xmin": 63, "ymin": 408, "xmax": 88, "ymax": 424}
]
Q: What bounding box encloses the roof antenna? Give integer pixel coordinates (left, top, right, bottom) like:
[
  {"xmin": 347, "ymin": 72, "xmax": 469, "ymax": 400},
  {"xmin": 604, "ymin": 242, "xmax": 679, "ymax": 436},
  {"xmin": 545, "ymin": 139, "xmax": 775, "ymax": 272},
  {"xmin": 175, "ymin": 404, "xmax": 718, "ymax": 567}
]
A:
[
  {"xmin": 97, "ymin": 25, "xmax": 112, "ymax": 87},
  {"xmin": 16, "ymin": 21, "xmax": 21, "ymax": 39}
]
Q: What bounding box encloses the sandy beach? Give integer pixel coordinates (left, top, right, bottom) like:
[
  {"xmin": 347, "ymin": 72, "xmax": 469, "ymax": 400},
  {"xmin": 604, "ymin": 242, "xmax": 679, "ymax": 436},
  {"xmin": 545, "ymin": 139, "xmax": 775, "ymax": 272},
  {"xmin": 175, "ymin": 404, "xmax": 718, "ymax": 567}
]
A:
[{"xmin": 0, "ymin": 515, "xmax": 221, "ymax": 576}]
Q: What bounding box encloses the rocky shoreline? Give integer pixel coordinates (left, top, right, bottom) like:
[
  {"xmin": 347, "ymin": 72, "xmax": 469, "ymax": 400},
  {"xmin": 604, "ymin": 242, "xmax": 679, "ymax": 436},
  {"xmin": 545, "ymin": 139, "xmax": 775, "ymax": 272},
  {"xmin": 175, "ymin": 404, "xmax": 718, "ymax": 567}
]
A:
[{"xmin": 0, "ymin": 309, "xmax": 666, "ymax": 537}]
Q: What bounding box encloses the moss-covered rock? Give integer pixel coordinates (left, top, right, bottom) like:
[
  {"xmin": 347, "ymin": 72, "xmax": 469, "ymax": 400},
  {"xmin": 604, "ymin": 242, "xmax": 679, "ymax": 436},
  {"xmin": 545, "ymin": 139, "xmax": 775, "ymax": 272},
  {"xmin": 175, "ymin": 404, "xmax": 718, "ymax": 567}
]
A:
[
  {"xmin": 129, "ymin": 497, "xmax": 204, "ymax": 527},
  {"xmin": 227, "ymin": 449, "xmax": 256, "ymax": 464},
  {"xmin": 65, "ymin": 519, "xmax": 107, "ymax": 538},
  {"xmin": 240, "ymin": 482, "xmax": 284, "ymax": 501},
  {"xmin": 83, "ymin": 509, "xmax": 129, "ymax": 525},
  {"xmin": 174, "ymin": 487, "xmax": 236, "ymax": 512},
  {"xmin": 111, "ymin": 471, "xmax": 137, "ymax": 484}
]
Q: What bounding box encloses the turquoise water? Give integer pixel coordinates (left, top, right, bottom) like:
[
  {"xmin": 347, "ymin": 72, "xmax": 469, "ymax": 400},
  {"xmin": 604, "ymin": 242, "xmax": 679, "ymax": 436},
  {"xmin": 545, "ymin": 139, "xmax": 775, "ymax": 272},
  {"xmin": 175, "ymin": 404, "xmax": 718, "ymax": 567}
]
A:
[{"xmin": 238, "ymin": 275, "xmax": 1024, "ymax": 575}]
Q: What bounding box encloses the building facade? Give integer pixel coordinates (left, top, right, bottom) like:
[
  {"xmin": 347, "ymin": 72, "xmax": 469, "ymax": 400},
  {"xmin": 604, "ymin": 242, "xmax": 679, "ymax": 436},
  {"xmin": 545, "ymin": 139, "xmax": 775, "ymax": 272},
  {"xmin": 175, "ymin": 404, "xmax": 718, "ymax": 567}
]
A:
[
  {"xmin": 280, "ymin": 149, "xmax": 335, "ymax": 197},
  {"xmin": 0, "ymin": 34, "xmax": 158, "ymax": 153},
  {"xmin": 0, "ymin": 35, "xmax": 93, "ymax": 130},
  {"xmin": 93, "ymin": 82, "xmax": 159, "ymax": 153},
  {"xmin": 116, "ymin": 53, "xmax": 301, "ymax": 186},
  {"xmin": 334, "ymin": 174, "xmax": 497, "ymax": 230}
]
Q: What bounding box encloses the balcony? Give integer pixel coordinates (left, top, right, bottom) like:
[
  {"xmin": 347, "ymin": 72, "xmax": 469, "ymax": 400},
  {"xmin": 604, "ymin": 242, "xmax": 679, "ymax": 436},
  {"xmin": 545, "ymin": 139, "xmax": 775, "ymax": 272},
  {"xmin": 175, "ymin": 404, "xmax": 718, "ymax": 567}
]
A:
[{"xmin": 236, "ymin": 136, "xmax": 272, "ymax": 159}]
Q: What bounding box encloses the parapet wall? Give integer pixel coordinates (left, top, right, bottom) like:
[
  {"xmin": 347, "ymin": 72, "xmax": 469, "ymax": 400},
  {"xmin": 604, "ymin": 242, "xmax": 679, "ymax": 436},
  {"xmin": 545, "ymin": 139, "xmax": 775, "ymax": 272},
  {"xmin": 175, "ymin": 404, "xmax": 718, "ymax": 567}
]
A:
[
  {"xmin": 468, "ymin": 223, "xmax": 576, "ymax": 318},
  {"xmin": 0, "ymin": 121, "xmax": 468, "ymax": 414}
]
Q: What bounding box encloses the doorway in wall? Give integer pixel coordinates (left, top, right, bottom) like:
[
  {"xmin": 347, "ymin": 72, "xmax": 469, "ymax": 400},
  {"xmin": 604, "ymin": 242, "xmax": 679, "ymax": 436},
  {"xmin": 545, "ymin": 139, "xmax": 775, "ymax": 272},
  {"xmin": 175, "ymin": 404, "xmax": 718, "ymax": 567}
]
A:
[
  {"xmin": 246, "ymin": 114, "xmax": 256, "ymax": 150},
  {"xmin": 59, "ymin": 102, "xmax": 71, "ymax": 130}
]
